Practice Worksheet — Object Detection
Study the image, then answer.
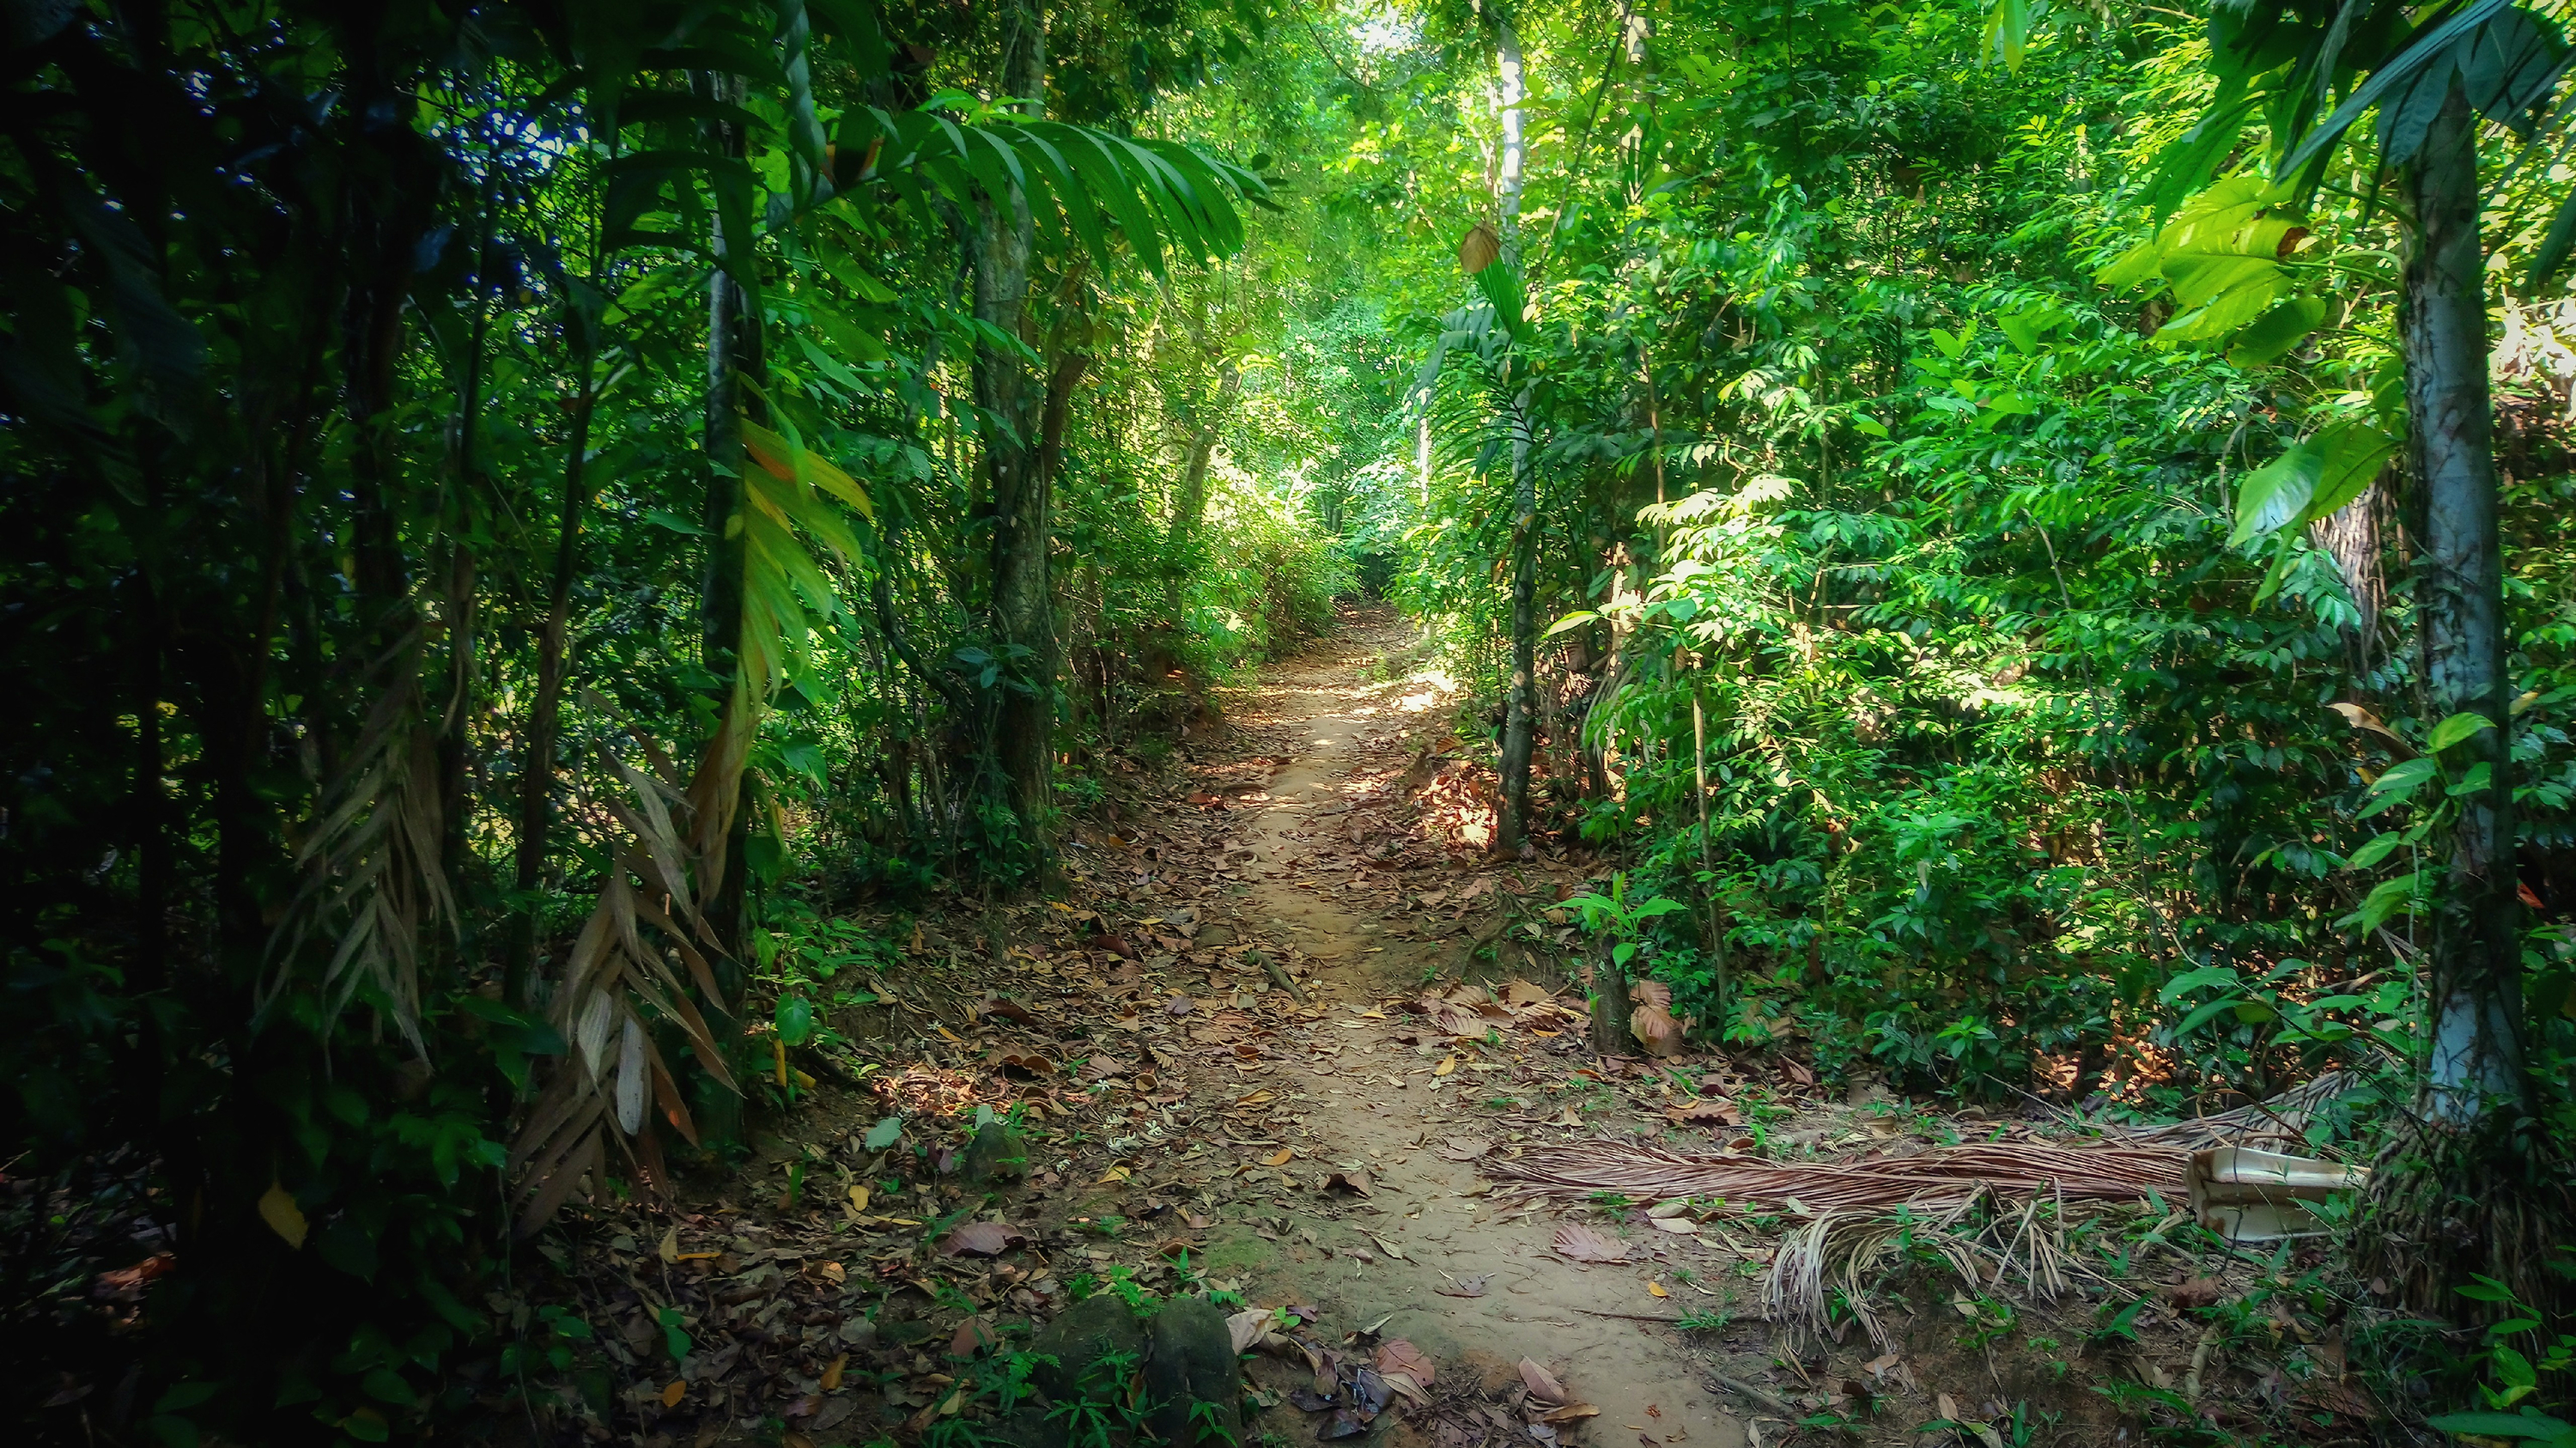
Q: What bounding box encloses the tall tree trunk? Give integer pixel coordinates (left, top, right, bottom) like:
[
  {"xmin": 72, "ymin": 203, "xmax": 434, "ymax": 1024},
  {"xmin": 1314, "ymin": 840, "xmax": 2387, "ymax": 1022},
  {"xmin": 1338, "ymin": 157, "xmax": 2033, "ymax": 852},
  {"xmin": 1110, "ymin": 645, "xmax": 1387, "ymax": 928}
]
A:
[
  {"xmin": 2309, "ymin": 478, "xmax": 2385, "ymax": 669},
  {"xmin": 1494, "ymin": 15, "xmax": 1540, "ymax": 855},
  {"xmin": 2406, "ymin": 84, "xmax": 2528, "ymax": 1124},
  {"xmin": 1162, "ymin": 360, "xmax": 1241, "ymax": 617},
  {"xmin": 975, "ymin": 0, "xmax": 1053, "ymax": 849},
  {"xmin": 695, "ymin": 70, "xmax": 765, "ymax": 1143},
  {"xmin": 507, "ymin": 333, "xmax": 598, "ymax": 1004}
]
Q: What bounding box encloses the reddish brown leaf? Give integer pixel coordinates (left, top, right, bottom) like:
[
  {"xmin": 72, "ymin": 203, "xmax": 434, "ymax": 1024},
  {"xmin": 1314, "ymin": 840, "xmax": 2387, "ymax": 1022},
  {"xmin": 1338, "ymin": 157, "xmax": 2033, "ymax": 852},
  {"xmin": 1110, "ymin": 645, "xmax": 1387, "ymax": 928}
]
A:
[
  {"xmin": 949, "ymin": 1316, "xmax": 995, "ymax": 1357},
  {"xmin": 1375, "ymin": 1339, "xmax": 1436, "ymax": 1386},
  {"xmin": 1323, "ymin": 1168, "xmax": 1375, "ymax": 1197},
  {"xmin": 1631, "ymin": 1005, "xmax": 1684, "ymax": 1058},
  {"xmin": 1518, "ymin": 1358, "xmax": 1567, "ymax": 1406},
  {"xmin": 937, "ymin": 1222, "xmax": 1027, "ymax": 1257},
  {"xmin": 1551, "ymin": 1223, "xmax": 1628, "ymax": 1263}
]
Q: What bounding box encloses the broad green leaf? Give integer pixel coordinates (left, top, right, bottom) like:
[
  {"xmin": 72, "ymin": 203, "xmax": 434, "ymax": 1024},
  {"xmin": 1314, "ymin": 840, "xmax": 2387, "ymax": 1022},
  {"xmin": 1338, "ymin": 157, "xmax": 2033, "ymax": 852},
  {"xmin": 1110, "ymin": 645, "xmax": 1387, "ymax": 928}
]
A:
[
  {"xmin": 2303, "ymin": 421, "xmax": 2397, "ymax": 521},
  {"xmin": 865, "ymin": 1116, "xmax": 903, "ymax": 1150},
  {"xmin": 2343, "ymin": 834, "xmax": 2405, "ymax": 871},
  {"xmin": 2159, "ymin": 964, "xmax": 2239, "ymax": 1002},
  {"xmin": 2353, "ymin": 872, "xmax": 2427, "ymax": 932},
  {"xmin": 1544, "ymin": 610, "xmax": 1600, "ymax": 638},
  {"xmin": 775, "ymin": 995, "xmax": 815, "ymax": 1048},
  {"xmin": 2227, "ymin": 294, "xmax": 2331, "ymax": 367},
  {"xmin": 2229, "ymin": 442, "xmax": 2323, "ymax": 546},
  {"xmin": 2426, "ymin": 1410, "xmax": 2576, "ymax": 1442},
  {"xmin": 2426, "ymin": 711, "xmax": 2494, "ymax": 752}
]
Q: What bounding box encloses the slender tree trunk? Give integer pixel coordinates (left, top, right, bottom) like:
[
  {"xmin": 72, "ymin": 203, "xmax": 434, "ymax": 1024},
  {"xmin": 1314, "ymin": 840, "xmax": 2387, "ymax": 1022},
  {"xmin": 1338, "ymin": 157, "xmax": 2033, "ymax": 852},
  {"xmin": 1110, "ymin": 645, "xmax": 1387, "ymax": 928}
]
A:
[
  {"xmin": 507, "ymin": 338, "xmax": 598, "ymax": 1004},
  {"xmin": 2404, "ymin": 84, "xmax": 2529, "ymax": 1123},
  {"xmin": 1162, "ymin": 361, "xmax": 1240, "ymax": 617},
  {"xmin": 695, "ymin": 70, "xmax": 765, "ymax": 1143},
  {"xmin": 975, "ymin": 0, "xmax": 1053, "ymax": 849},
  {"xmin": 1493, "ymin": 15, "xmax": 1540, "ymax": 855}
]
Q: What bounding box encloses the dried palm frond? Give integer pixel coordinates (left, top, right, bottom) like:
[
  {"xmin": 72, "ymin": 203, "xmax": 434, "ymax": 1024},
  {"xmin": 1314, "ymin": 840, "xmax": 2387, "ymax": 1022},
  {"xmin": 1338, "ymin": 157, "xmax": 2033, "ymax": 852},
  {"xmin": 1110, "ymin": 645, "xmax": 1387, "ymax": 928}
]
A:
[
  {"xmin": 1488, "ymin": 1137, "xmax": 2190, "ymax": 1214},
  {"xmin": 268, "ymin": 629, "xmax": 453, "ymax": 1049},
  {"xmin": 507, "ymin": 718, "xmax": 741, "ymax": 1237},
  {"xmin": 509, "ymin": 422, "xmax": 872, "ymax": 1235},
  {"xmin": 2116, "ymin": 1070, "xmax": 2352, "ymax": 1149}
]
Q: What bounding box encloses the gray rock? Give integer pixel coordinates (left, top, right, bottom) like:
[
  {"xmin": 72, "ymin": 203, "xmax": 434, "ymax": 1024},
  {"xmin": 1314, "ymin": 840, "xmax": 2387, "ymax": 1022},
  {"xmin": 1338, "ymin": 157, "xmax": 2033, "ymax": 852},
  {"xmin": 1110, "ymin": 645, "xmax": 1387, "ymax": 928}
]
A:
[
  {"xmin": 963, "ymin": 1123, "xmax": 1030, "ymax": 1185},
  {"xmin": 1144, "ymin": 1298, "xmax": 1242, "ymax": 1448},
  {"xmin": 1027, "ymin": 1293, "xmax": 1147, "ymax": 1402},
  {"xmin": 992, "ymin": 1295, "xmax": 1151, "ymax": 1448}
]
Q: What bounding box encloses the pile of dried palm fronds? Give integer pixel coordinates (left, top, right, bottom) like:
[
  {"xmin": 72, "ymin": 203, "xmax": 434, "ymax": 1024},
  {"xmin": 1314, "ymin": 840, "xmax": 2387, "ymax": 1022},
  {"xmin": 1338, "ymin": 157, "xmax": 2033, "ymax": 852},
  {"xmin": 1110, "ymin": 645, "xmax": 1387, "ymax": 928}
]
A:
[
  {"xmin": 2114, "ymin": 1070, "xmax": 2351, "ymax": 1149},
  {"xmin": 1487, "ymin": 1138, "xmax": 2190, "ymax": 1215}
]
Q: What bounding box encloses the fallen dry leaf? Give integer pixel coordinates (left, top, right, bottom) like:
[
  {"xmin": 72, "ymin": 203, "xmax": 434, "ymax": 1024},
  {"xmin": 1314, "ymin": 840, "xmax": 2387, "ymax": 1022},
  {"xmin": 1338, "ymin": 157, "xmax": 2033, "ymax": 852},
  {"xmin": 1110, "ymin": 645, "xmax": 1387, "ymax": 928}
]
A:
[
  {"xmin": 657, "ymin": 1225, "xmax": 680, "ymax": 1263},
  {"xmin": 1436, "ymin": 1274, "xmax": 1490, "ymax": 1298},
  {"xmin": 1228, "ymin": 1309, "xmax": 1274, "ymax": 1355},
  {"xmin": 1434, "ymin": 1136, "xmax": 1491, "ymax": 1161},
  {"xmin": 822, "ymin": 1354, "xmax": 847, "ymax": 1391},
  {"xmin": 1323, "ymin": 1168, "xmax": 1375, "ymax": 1197},
  {"xmin": 1648, "ymin": 1281, "xmax": 1669, "ymax": 1298},
  {"xmin": 2165, "ymin": 1275, "xmax": 2226, "ymax": 1309},
  {"xmin": 1552, "ymin": 1223, "xmax": 1629, "ymax": 1263},
  {"xmin": 662, "ymin": 1380, "xmax": 685, "ymax": 1408},
  {"xmin": 1631, "ymin": 1005, "xmax": 1684, "ymax": 1057},
  {"xmin": 1542, "ymin": 1403, "xmax": 1601, "ymax": 1424},
  {"xmin": 1650, "ymin": 1217, "xmax": 1698, "ymax": 1235},
  {"xmin": 937, "ymin": 1222, "xmax": 1028, "ymax": 1257},
  {"xmin": 1519, "ymin": 1358, "xmax": 1567, "ymax": 1406},
  {"xmin": 847, "ymin": 1184, "xmax": 872, "ymax": 1214},
  {"xmin": 1262, "ymin": 1148, "xmax": 1295, "ymax": 1167},
  {"xmin": 949, "ymin": 1317, "xmax": 995, "ymax": 1357},
  {"xmin": 1375, "ymin": 1339, "xmax": 1436, "ymax": 1385},
  {"xmin": 1665, "ymin": 1098, "xmax": 1741, "ymax": 1126}
]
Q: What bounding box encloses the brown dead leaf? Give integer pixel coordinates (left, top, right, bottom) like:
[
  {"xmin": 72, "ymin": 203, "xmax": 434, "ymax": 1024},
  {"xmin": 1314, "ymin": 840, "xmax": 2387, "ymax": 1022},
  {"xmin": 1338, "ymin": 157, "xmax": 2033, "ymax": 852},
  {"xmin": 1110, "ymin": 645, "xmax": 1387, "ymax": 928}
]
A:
[
  {"xmin": 1261, "ymin": 1148, "xmax": 1295, "ymax": 1167},
  {"xmin": 1630, "ymin": 979, "xmax": 1674, "ymax": 1010},
  {"xmin": 1437, "ymin": 1274, "xmax": 1490, "ymax": 1298},
  {"xmin": 1323, "ymin": 1168, "xmax": 1375, "ymax": 1197},
  {"xmin": 822, "ymin": 1354, "xmax": 847, "ymax": 1391},
  {"xmin": 1434, "ymin": 1136, "xmax": 1491, "ymax": 1161},
  {"xmin": 2166, "ymin": 1275, "xmax": 2226, "ymax": 1309},
  {"xmin": 937, "ymin": 1222, "xmax": 1027, "ymax": 1257},
  {"xmin": 1375, "ymin": 1339, "xmax": 1436, "ymax": 1385},
  {"xmin": 1519, "ymin": 1359, "xmax": 1568, "ymax": 1406},
  {"xmin": 1542, "ymin": 1403, "xmax": 1601, "ymax": 1424},
  {"xmin": 1552, "ymin": 1223, "xmax": 1629, "ymax": 1263},
  {"xmin": 1666, "ymin": 1098, "xmax": 1740, "ymax": 1126},
  {"xmin": 949, "ymin": 1317, "xmax": 995, "ymax": 1357},
  {"xmin": 1631, "ymin": 1005, "xmax": 1684, "ymax": 1057}
]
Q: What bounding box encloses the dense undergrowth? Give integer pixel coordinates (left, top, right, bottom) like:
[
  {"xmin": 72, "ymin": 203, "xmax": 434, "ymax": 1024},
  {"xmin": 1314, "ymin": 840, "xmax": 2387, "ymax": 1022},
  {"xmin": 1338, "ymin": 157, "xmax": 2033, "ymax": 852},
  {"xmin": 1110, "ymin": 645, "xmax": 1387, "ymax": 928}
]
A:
[{"xmin": 9, "ymin": 0, "xmax": 2576, "ymax": 1443}]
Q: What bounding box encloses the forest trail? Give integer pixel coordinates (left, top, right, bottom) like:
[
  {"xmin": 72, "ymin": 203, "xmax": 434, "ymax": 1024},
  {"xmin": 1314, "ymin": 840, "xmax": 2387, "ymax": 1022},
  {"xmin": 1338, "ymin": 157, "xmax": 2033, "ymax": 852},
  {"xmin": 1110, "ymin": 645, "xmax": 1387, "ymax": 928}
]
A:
[{"xmin": 1167, "ymin": 605, "xmax": 1751, "ymax": 1448}]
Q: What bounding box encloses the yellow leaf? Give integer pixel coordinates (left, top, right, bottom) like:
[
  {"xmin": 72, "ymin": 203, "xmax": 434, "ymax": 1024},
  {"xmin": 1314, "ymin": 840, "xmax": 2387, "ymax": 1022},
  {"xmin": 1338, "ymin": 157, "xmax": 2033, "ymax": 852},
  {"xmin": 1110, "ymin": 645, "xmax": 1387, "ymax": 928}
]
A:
[
  {"xmin": 936, "ymin": 1024, "xmax": 965, "ymax": 1044},
  {"xmin": 1648, "ymin": 1281, "xmax": 1669, "ymax": 1298},
  {"xmin": 658, "ymin": 1224, "xmax": 680, "ymax": 1263},
  {"xmin": 773, "ymin": 1036, "xmax": 789, "ymax": 1087},
  {"xmin": 1262, "ymin": 1149, "xmax": 1295, "ymax": 1167},
  {"xmin": 1433, "ymin": 1056, "xmax": 1457, "ymax": 1077},
  {"xmin": 676, "ymin": 1251, "xmax": 720, "ymax": 1262},
  {"xmin": 822, "ymin": 1353, "xmax": 848, "ymax": 1391},
  {"xmin": 662, "ymin": 1380, "xmax": 686, "ymax": 1408},
  {"xmin": 258, "ymin": 1180, "xmax": 307, "ymax": 1249},
  {"xmin": 1097, "ymin": 1165, "xmax": 1130, "ymax": 1183},
  {"xmin": 848, "ymin": 1184, "xmax": 872, "ymax": 1214},
  {"xmin": 793, "ymin": 1068, "xmax": 817, "ymax": 1089}
]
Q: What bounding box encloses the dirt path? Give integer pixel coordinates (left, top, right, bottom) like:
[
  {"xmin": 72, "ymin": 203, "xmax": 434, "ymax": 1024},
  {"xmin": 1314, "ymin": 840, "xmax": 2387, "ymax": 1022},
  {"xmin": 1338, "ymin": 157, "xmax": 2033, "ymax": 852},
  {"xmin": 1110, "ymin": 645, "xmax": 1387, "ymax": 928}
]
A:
[{"xmin": 1184, "ymin": 605, "xmax": 1751, "ymax": 1448}]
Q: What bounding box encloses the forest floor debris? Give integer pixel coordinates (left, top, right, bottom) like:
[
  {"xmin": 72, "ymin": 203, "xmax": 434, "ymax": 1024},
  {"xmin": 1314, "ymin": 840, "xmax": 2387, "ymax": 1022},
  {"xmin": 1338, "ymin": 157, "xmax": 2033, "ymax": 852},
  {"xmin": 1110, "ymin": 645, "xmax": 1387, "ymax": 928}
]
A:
[{"xmin": 510, "ymin": 605, "xmax": 2407, "ymax": 1448}]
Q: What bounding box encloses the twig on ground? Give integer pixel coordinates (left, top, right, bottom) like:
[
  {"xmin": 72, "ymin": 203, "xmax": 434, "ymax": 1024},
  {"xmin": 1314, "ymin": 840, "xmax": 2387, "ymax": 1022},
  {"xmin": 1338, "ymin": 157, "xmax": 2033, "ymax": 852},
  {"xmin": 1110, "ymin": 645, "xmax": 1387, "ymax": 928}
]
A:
[{"xmin": 1709, "ymin": 1374, "xmax": 1802, "ymax": 1419}]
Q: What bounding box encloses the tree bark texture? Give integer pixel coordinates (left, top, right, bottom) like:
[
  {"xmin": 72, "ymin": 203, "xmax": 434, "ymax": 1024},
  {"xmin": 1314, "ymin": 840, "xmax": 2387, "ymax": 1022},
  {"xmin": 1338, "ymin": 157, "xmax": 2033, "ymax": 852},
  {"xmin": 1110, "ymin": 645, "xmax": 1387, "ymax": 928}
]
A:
[
  {"xmin": 695, "ymin": 70, "xmax": 765, "ymax": 1141},
  {"xmin": 1493, "ymin": 15, "xmax": 1540, "ymax": 854},
  {"xmin": 975, "ymin": 0, "xmax": 1053, "ymax": 842},
  {"xmin": 2403, "ymin": 83, "xmax": 2529, "ymax": 1123},
  {"xmin": 1162, "ymin": 359, "xmax": 1241, "ymax": 615}
]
